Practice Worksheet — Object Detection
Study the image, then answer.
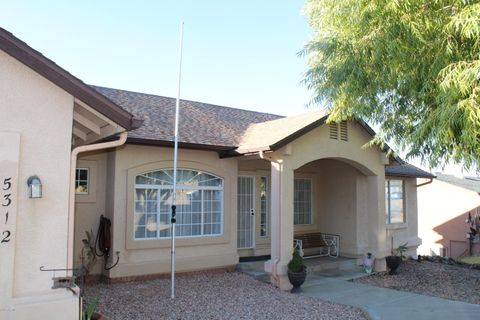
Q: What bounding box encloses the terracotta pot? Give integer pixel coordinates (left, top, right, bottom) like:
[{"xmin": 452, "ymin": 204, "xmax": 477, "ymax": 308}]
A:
[
  {"xmin": 385, "ymin": 256, "xmax": 402, "ymax": 275},
  {"xmin": 287, "ymin": 267, "xmax": 307, "ymax": 293}
]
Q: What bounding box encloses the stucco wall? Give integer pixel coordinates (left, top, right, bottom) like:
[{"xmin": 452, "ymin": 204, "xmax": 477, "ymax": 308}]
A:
[
  {"xmin": 0, "ymin": 50, "xmax": 78, "ymax": 317},
  {"xmin": 417, "ymin": 179, "xmax": 480, "ymax": 257},
  {"xmin": 307, "ymin": 160, "xmax": 361, "ymax": 256},
  {"xmin": 74, "ymin": 151, "xmax": 109, "ymax": 275},
  {"xmin": 94, "ymin": 145, "xmax": 239, "ymax": 278},
  {"xmin": 385, "ymin": 177, "xmax": 420, "ymax": 257}
]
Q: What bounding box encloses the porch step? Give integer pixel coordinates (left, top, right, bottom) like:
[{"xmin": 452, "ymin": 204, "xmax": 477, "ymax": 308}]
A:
[
  {"xmin": 305, "ymin": 256, "xmax": 364, "ymax": 279},
  {"xmin": 237, "ymin": 256, "xmax": 365, "ymax": 283}
]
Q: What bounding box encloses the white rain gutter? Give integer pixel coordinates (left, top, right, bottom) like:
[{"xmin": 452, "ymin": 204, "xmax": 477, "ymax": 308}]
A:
[
  {"xmin": 66, "ymin": 131, "xmax": 128, "ymax": 272},
  {"xmin": 259, "ymin": 150, "xmax": 280, "ymax": 287}
]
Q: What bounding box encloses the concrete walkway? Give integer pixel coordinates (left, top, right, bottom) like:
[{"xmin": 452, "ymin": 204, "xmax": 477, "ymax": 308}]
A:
[{"xmin": 302, "ymin": 270, "xmax": 480, "ymax": 320}]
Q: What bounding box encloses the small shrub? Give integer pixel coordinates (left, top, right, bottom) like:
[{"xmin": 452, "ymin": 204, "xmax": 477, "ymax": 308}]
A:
[{"xmin": 288, "ymin": 249, "xmax": 305, "ymax": 273}]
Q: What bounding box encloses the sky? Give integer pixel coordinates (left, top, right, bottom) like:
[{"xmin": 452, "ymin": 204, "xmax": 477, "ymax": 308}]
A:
[
  {"xmin": 0, "ymin": 0, "xmax": 312, "ymax": 116},
  {"xmin": 2, "ymin": 1, "xmax": 476, "ymax": 175}
]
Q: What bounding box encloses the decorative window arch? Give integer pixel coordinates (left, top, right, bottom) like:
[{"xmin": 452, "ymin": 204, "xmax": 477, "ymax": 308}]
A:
[{"xmin": 134, "ymin": 169, "xmax": 224, "ymax": 239}]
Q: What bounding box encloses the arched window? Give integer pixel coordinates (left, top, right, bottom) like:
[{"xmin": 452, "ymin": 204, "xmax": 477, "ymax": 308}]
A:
[{"xmin": 134, "ymin": 169, "xmax": 223, "ymax": 239}]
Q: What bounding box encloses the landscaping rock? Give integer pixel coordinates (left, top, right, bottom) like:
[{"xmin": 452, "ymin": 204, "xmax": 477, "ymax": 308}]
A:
[
  {"xmin": 85, "ymin": 272, "xmax": 367, "ymax": 320},
  {"xmin": 353, "ymin": 259, "xmax": 480, "ymax": 305}
]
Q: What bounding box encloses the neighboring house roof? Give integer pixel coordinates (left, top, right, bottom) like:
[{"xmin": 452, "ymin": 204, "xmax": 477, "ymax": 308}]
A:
[
  {"xmin": 93, "ymin": 86, "xmax": 281, "ymax": 150},
  {"xmin": 435, "ymin": 173, "xmax": 480, "ymax": 193},
  {"xmin": 0, "ymin": 28, "xmax": 140, "ymax": 131},
  {"xmin": 94, "ymin": 86, "xmax": 434, "ymax": 179}
]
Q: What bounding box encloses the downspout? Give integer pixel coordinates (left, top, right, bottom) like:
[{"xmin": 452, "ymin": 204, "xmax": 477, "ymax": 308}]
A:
[
  {"xmin": 66, "ymin": 131, "xmax": 128, "ymax": 273},
  {"xmin": 259, "ymin": 150, "xmax": 280, "ymax": 287}
]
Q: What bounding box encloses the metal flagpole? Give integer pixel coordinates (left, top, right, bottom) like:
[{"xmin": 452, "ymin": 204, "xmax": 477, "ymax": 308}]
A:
[{"xmin": 171, "ymin": 21, "xmax": 184, "ymax": 299}]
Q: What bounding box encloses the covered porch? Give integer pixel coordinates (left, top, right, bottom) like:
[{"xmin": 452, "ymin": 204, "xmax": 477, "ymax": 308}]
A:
[
  {"xmin": 237, "ymin": 151, "xmax": 389, "ymax": 290},
  {"xmin": 235, "ymin": 116, "xmax": 390, "ymax": 290},
  {"xmin": 292, "ymin": 158, "xmax": 378, "ymax": 259},
  {"xmin": 266, "ymin": 148, "xmax": 388, "ymax": 290}
]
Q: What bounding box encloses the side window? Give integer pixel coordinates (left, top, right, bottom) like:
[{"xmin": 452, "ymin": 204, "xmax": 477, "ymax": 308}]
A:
[
  {"xmin": 260, "ymin": 176, "xmax": 268, "ymax": 237},
  {"xmin": 294, "ymin": 178, "xmax": 312, "ymax": 225},
  {"xmin": 385, "ymin": 179, "xmax": 405, "ymax": 224},
  {"xmin": 75, "ymin": 168, "xmax": 89, "ymax": 194}
]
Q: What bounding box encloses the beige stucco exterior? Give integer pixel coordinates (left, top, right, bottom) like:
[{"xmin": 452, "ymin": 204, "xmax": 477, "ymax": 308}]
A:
[
  {"xmin": 75, "ymin": 145, "xmax": 239, "ymax": 278},
  {"xmin": 263, "ymin": 121, "xmax": 390, "ymax": 289},
  {"xmin": 0, "ymin": 50, "xmax": 78, "ymax": 319},
  {"xmin": 74, "ymin": 120, "xmax": 421, "ymax": 291},
  {"xmin": 252, "ymin": 121, "xmax": 418, "ymax": 289},
  {"xmin": 386, "ymin": 177, "xmax": 420, "ymax": 257}
]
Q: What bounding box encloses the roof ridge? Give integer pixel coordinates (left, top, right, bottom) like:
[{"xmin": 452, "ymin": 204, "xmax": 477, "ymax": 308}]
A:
[{"xmin": 91, "ymin": 85, "xmax": 284, "ymax": 118}]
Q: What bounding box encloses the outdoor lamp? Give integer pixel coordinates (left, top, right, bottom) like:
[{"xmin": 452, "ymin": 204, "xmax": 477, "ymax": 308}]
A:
[{"xmin": 27, "ymin": 175, "xmax": 42, "ymax": 198}]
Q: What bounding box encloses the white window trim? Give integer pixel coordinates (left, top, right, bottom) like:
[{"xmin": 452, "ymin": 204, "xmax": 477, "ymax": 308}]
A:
[
  {"xmin": 385, "ymin": 179, "xmax": 406, "ymax": 225},
  {"xmin": 75, "ymin": 167, "xmax": 89, "ymax": 195},
  {"xmin": 294, "ymin": 177, "xmax": 313, "ymax": 225},
  {"xmin": 134, "ymin": 169, "xmax": 224, "ymax": 240}
]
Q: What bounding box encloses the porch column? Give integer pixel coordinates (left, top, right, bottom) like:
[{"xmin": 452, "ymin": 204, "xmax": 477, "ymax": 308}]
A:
[
  {"xmin": 367, "ymin": 175, "xmax": 387, "ymax": 271},
  {"xmin": 265, "ymin": 159, "xmax": 294, "ymax": 290}
]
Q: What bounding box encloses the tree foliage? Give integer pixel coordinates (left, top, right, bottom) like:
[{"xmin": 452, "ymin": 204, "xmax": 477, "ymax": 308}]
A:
[{"xmin": 303, "ymin": 0, "xmax": 480, "ymax": 169}]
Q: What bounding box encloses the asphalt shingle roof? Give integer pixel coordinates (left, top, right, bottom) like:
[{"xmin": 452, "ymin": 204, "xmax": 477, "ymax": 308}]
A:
[
  {"xmin": 93, "ymin": 86, "xmax": 281, "ymax": 148},
  {"xmin": 385, "ymin": 163, "xmax": 435, "ymax": 179},
  {"xmin": 237, "ymin": 110, "xmax": 329, "ymax": 153},
  {"xmin": 94, "ymin": 86, "xmax": 434, "ymax": 179}
]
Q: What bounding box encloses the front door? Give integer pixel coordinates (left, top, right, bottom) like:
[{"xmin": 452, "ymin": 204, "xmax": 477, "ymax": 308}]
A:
[{"xmin": 237, "ymin": 176, "xmax": 255, "ymax": 249}]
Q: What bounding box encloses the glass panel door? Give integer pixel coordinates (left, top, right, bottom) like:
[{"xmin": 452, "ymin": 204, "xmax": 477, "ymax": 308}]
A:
[{"xmin": 237, "ymin": 176, "xmax": 255, "ymax": 248}]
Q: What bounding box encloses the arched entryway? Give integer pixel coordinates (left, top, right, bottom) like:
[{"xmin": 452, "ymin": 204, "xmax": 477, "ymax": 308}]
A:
[
  {"xmin": 266, "ymin": 146, "xmax": 387, "ymax": 290},
  {"xmin": 293, "ymin": 158, "xmax": 375, "ymax": 258}
]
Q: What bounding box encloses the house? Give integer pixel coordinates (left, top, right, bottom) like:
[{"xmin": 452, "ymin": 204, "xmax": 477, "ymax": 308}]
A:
[
  {"xmin": 417, "ymin": 173, "xmax": 480, "ymax": 258},
  {"xmin": 73, "ymin": 87, "xmax": 434, "ymax": 290},
  {"xmin": 1, "ymin": 27, "xmax": 433, "ymax": 319}
]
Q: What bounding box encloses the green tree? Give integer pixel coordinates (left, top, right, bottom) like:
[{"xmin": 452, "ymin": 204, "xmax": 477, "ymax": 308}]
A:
[{"xmin": 302, "ymin": 0, "xmax": 480, "ymax": 169}]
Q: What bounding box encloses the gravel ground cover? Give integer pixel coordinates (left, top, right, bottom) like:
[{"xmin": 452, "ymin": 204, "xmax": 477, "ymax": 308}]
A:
[
  {"xmin": 353, "ymin": 259, "xmax": 480, "ymax": 304},
  {"xmin": 85, "ymin": 272, "xmax": 367, "ymax": 320}
]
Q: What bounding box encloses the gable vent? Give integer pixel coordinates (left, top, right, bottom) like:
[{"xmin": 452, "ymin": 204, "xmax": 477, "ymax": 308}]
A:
[
  {"xmin": 329, "ymin": 123, "xmax": 339, "ymax": 140},
  {"xmin": 340, "ymin": 121, "xmax": 348, "ymax": 141}
]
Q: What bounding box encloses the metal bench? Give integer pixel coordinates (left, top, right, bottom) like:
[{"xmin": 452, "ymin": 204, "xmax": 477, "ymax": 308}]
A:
[{"xmin": 294, "ymin": 232, "xmax": 339, "ymax": 258}]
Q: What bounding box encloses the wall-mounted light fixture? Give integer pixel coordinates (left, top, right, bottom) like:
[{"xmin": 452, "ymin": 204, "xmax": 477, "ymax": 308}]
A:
[{"xmin": 27, "ymin": 175, "xmax": 42, "ymax": 198}]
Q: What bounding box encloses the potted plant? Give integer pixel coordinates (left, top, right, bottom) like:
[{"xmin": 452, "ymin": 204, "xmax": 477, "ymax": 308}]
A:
[
  {"xmin": 385, "ymin": 240, "xmax": 408, "ymax": 275},
  {"xmin": 82, "ymin": 296, "xmax": 106, "ymax": 320},
  {"xmin": 287, "ymin": 248, "xmax": 307, "ymax": 293}
]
